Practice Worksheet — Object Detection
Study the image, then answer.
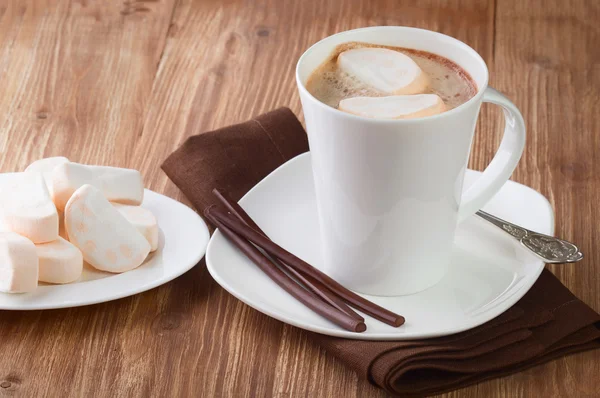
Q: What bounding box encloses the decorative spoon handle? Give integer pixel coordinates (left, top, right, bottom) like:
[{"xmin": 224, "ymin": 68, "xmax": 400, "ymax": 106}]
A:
[{"xmin": 475, "ymin": 210, "xmax": 583, "ymax": 263}]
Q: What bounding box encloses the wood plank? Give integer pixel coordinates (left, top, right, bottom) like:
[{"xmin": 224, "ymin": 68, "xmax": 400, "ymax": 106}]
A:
[
  {"xmin": 471, "ymin": 0, "xmax": 600, "ymax": 396},
  {"xmin": 0, "ymin": 0, "xmax": 178, "ymax": 396},
  {"xmin": 0, "ymin": 0, "xmax": 177, "ymax": 171}
]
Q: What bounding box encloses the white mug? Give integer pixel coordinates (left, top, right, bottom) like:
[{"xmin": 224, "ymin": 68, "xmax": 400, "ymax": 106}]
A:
[{"xmin": 296, "ymin": 27, "xmax": 526, "ymax": 296}]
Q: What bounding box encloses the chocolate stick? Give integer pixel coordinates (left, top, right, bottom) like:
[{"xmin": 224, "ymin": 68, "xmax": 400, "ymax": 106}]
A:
[
  {"xmin": 204, "ymin": 209, "xmax": 367, "ymax": 333},
  {"xmin": 212, "ymin": 189, "xmax": 364, "ymax": 322},
  {"xmin": 207, "ymin": 204, "xmax": 405, "ymax": 327},
  {"xmin": 275, "ymin": 260, "xmax": 365, "ymax": 322}
]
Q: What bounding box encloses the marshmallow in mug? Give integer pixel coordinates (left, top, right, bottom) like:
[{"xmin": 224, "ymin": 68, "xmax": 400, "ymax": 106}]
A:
[
  {"xmin": 338, "ymin": 47, "xmax": 429, "ymax": 95},
  {"xmin": 339, "ymin": 94, "xmax": 446, "ymax": 119}
]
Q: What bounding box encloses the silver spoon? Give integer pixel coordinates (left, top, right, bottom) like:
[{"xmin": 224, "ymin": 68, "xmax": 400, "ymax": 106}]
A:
[{"xmin": 475, "ymin": 210, "xmax": 583, "ymax": 263}]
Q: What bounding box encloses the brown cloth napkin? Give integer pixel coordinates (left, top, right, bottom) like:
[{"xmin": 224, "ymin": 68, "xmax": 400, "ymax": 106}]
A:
[{"xmin": 162, "ymin": 108, "xmax": 600, "ymax": 397}]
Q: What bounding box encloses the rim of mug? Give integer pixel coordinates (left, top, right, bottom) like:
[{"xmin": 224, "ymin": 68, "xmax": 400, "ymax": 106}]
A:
[{"xmin": 295, "ymin": 26, "xmax": 490, "ymax": 124}]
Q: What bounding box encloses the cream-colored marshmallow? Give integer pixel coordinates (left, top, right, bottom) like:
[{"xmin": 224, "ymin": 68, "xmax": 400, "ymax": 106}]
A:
[
  {"xmin": 65, "ymin": 185, "xmax": 150, "ymax": 273},
  {"xmin": 24, "ymin": 157, "xmax": 69, "ymax": 199},
  {"xmin": 58, "ymin": 211, "xmax": 69, "ymax": 240},
  {"xmin": 338, "ymin": 48, "xmax": 429, "ymax": 95},
  {"xmin": 52, "ymin": 162, "xmax": 144, "ymax": 211},
  {"xmin": 113, "ymin": 204, "xmax": 158, "ymax": 252},
  {"xmin": 0, "ymin": 232, "xmax": 39, "ymax": 293},
  {"xmin": 339, "ymin": 94, "xmax": 446, "ymax": 119},
  {"xmin": 36, "ymin": 237, "xmax": 83, "ymax": 284},
  {"xmin": 0, "ymin": 172, "xmax": 59, "ymax": 243}
]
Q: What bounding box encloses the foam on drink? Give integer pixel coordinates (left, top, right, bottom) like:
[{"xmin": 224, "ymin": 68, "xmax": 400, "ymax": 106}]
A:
[{"xmin": 306, "ymin": 42, "xmax": 477, "ymax": 114}]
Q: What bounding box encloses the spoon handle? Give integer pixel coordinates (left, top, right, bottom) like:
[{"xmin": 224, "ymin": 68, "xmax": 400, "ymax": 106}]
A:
[{"xmin": 475, "ymin": 210, "xmax": 583, "ymax": 263}]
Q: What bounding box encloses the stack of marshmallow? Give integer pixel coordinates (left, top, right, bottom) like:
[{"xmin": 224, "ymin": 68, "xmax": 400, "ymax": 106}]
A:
[
  {"xmin": 337, "ymin": 47, "xmax": 447, "ymax": 119},
  {"xmin": 0, "ymin": 157, "xmax": 158, "ymax": 294}
]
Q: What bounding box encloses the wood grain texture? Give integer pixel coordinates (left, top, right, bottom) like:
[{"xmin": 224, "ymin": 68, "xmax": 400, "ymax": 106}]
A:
[
  {"xmin": 0, "ymin": 0, "xmax": 177, "ymax": 170},
  {"xmin": 0, "ymin": 0, "xmax": 598, "ymax": 397},
  {"xmin": 479, "ymin": 1, "xmax": 600, "ymax": 397}
]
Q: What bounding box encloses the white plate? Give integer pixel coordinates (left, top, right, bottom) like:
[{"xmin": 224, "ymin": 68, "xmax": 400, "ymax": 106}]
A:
[
  {"xmin": 206, "ymin": 153, "xmax": 554, "ymax": 340},
  {"xmin": 0, "ymin": 189, "xmax": 209, "ymax": 310}
]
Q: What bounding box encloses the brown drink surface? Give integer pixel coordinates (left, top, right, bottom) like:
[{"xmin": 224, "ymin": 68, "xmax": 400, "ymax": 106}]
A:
[{"xmin": 306, "ymin": 42, "xmax": 477, "ymax": 112}]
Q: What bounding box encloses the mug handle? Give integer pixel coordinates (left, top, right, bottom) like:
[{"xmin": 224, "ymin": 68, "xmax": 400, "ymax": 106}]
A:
[{"xmin": 458, "ymin": 87, "xmax": 526, "ymax": 222}]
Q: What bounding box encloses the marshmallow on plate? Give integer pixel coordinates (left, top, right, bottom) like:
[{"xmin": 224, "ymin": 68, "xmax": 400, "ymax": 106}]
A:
[
  {"xmin": 338, "ymin": 48, "xmax": 429, "ymax": 95},
  {"xmin": 65, "ymin": 184, "xmax": 150, "ymax": 273},
  {"xmin": 0, "ymin": 232, "xmax": 39, "ymax": 293},
  {"xmin": 113, "ymin": 204, "xmax": 158, "ymax": 252},
  {"xmin": 339, "ymin": 94, "xmax": 446, "ymax": 119},
  {"xmin": 24, "ymin": 156, "xmax": 69, "ymax": 198},
  {"xmin": 52, "ymin": 163, "xmax": 144, "ymax": 211},
  {"xmin": 0, "ymin": 172, "xmax": 59, "ymax": 243},
  {"xmin": 58, "ymin": 211, "xmax": 69, "ymax": 240},
  {"xmin": 36, "ymin": 237, "xmax": 83, "ymax": 284}
]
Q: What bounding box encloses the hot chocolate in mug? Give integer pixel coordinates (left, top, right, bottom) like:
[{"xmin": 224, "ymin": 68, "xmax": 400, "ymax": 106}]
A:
[{"xmin": 296, "ymin": 27, "xmax": 526, "ymax": 296}]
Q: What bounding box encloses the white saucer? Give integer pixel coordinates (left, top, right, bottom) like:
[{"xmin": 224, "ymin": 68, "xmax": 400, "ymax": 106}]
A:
[
  {"xmin": 0, "ymin": 189, "xmax": 209, "ymax": 310},
  {"xmin": 206, "ymin": 153, "xmax": 553, "ymax": 340}
]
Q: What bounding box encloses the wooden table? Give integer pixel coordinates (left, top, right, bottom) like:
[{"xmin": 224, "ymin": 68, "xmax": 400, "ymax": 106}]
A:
[{"xmin": 1, "ymin": 0, "xmax": 598, "ymax": 396}]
